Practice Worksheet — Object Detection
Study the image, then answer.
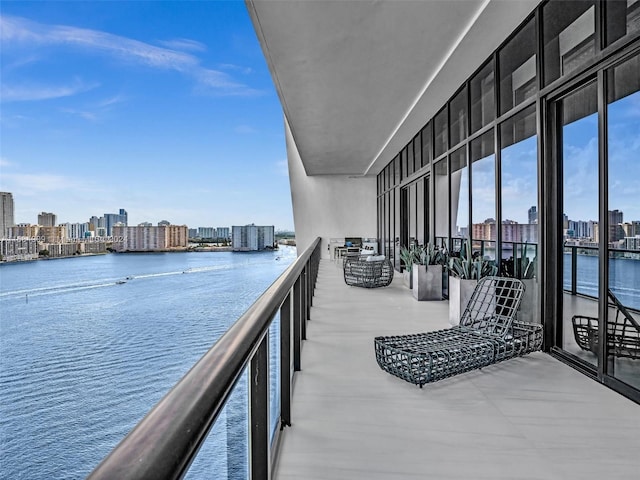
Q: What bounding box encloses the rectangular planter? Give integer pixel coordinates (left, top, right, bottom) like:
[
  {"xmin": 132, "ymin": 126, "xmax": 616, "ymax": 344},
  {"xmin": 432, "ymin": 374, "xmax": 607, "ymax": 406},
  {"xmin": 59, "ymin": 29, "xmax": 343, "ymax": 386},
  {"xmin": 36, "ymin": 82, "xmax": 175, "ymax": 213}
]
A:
[
  {"xmin": 448, "ymin": 276, "xmax": 477, "ymax": 326},
  {"xmin": 412, "ymin": 264, "xmax": 443, "ymax": 301},
  {"xmin": 518, "ymin": 278, "xmax": 539, "ymax": 324},
  {"xmin": 403, "ymin": 270, "xmax": 413, "ymax": 289}
]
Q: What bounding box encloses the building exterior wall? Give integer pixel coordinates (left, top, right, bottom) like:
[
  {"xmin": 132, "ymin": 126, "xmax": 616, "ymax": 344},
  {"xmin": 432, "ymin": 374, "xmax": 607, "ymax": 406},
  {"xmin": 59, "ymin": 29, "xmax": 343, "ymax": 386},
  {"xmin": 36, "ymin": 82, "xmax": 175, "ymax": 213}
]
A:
[
  {"xmin": 9, "ymin": 224, "xmax": 40, "ymax": 239},
  {"xmin": 0, "ymin": 192, "xmax": 15, "ymax": 238},
  {"xmin": 231, "ymin": 224, "xmax": 274, "ymax": 251},
  {"xmin": 166, "ymin": 225, "xmax": 188, "ymax": 248},
  {"xmin": 39, "ymin": 226, "xmax": 67, "ymax": 243},
  {"xmin": 286, "ymin": 118, "xmax": 377, "ymax": 258},
  {"xmin": 216, "ymin": 227, "xmax": 230, "ymax": 239},
  {"xmin": 112, "ymin": 225, "xmax": 186, "ymax": 251},
  {"xmin": 37, "ymin": 212, "xmax": 56, "ymax": 227},
  {"xmin": 0, "ymin": 238, "xmax": 38, "ymax": 261}
]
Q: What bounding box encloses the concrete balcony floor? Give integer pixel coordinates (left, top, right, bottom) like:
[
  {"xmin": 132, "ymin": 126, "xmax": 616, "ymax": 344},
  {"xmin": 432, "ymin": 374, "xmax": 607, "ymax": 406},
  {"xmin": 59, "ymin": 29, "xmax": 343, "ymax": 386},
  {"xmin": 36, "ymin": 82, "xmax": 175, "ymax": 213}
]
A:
[{"xmin": 274, "ymin": 259, "xmax": 640, "ymax": 479}]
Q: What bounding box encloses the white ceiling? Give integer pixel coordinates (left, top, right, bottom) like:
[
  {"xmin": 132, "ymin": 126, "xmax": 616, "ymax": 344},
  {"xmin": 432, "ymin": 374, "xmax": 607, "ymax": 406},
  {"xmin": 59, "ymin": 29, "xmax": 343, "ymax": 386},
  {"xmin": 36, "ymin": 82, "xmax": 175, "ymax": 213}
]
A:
[{"xmin": 247, "ymin": 0, "xmax": 541, "ymax": 176}]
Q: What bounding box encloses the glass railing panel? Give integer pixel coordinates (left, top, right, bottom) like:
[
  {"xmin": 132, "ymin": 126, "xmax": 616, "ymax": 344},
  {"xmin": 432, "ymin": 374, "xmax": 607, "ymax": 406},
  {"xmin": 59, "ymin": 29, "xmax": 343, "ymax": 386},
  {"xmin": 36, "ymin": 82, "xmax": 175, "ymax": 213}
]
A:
[
  {"xmin": 184, "ymin": 368, "xmax": 249, "ymax": 480},
  {"xmin": 269, "ymin": 313, "xmax": 281, "ymax": 443}
]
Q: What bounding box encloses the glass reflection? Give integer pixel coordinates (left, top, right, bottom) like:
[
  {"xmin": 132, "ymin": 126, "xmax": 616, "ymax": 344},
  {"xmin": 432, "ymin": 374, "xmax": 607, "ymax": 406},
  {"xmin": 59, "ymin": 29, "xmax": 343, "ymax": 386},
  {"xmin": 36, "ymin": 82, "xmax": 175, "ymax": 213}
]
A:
[
  {"xmin": 450, "ymin": 148, "xmax": 468, "ymax": 239},
  {"xmin": 435, "ymin": 158, "xmax": 448, "ymax": 241},
  {"xmin": 561, "ymin": 82, "xmax": 598, "ymax": 364},
  {"xmin": 471, "ymin": 131, "xmax": 496, "ymax": 261},
  {"xmin": 607, "ymin": 53, "xmax": 640, "ymax": 388}
]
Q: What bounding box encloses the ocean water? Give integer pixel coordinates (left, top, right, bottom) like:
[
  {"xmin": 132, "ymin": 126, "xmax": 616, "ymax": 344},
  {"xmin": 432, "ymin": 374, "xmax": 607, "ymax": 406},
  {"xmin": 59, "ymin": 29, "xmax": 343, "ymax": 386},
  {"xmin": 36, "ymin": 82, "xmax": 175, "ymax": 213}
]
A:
[
  {"xmin": 0, "ymin": 247, "xmax": 296, "ymax": 479},
  {"xmin": 563, "ymin": 253, "xmax": 640, "ymax": 310}
]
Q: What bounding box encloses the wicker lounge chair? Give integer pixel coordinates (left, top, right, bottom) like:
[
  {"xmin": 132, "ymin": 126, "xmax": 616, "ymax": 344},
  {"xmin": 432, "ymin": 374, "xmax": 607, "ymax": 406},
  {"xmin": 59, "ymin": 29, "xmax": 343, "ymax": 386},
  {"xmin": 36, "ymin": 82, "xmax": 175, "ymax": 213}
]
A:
[
  {"xmin": 572, "ymin": 289, "xmax": 640, "ymax": 359},
  {"xmin": 374, "ymin": 276, "xmax": 543, "ymax": 387},
  {"xmin": 343, "ymin": 255, "xmax": 393, "ymax": 288}
]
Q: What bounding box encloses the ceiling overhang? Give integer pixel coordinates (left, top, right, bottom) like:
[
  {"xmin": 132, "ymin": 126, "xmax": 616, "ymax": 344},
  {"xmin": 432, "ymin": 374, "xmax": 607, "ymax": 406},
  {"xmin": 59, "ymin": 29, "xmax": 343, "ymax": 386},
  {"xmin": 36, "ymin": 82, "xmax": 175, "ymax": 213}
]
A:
[{"xmin": 247, "ymin": 0, "xmax": 541, "ymax": 176}]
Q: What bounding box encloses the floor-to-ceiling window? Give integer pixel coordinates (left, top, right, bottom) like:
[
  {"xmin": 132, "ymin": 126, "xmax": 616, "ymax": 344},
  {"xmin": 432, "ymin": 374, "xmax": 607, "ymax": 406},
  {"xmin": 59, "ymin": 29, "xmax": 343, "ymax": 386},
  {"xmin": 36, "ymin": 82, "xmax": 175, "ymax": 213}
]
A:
[
  {"xmin": 450, "ymin": 147, "xmax": 468, "ymax": 252},
  {"xmin": 471, "ymin": 130, "xmax": 496, "ymax": 261},
  {"xmin": 558, "ymin": 81, "xmax": 599, "ymax": 366},
  {"xmin": 375, "ymin": 0, "xmax": 640, "ymax": 402},
  {"xmin": 606, "ymin": 52, "xmax": 640, "ymax": 389},
  {"xmin": 500, "ymin": 105, "xmax": 538, "ymax": 274},
  {"xmin": 434, "ymin": 157, "xmax": 449, "ymax": 249}
]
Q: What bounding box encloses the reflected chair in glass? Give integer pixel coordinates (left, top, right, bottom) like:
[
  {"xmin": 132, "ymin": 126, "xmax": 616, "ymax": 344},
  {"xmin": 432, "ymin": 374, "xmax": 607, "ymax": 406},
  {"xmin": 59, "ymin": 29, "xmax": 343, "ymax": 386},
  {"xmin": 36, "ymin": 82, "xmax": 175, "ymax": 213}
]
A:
[{"xmin": 572, "ymin": 289, "xmax": 640, "ymax": 360}]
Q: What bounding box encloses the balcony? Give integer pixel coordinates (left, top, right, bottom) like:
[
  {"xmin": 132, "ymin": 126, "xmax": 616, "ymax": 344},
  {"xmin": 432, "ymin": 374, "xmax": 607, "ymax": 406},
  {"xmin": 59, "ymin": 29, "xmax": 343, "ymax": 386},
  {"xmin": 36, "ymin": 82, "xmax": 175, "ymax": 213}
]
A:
[
  {"xmin": 90, "ymin": 240, "xmax": 640, "ymax": 479},
  {"xmin": 274, "ymin": 259, "xmax": 640, "ymax": 479}
]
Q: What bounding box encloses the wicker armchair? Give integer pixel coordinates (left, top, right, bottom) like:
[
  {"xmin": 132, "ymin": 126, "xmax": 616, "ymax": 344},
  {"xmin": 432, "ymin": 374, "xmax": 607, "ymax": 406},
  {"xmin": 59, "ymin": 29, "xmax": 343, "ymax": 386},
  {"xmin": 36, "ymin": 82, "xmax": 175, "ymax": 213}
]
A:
[
  {"xmin": 343, "ymin": 255, "xmax": 393, "ymax": 288},
  {"xmin": 572, "ymin": 289, "xmax": 640, "ymax": 359},
  {"xmin": 374, "ymin": 276, "xmax": 542, "ymax": 387}
]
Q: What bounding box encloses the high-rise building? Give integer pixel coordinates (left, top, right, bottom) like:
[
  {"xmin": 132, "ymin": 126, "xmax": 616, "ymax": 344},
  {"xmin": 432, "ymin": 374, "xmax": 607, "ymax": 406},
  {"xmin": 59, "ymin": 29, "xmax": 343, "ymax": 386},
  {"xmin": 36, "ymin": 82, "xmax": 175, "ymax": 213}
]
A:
[
  {"xmin": 608, "ymin": 209, "xmax": 625, "ymax": 243},
  {"xmin": 61, "ymin": 222, "xmax": 90, "ymax": 239},
  {"xmin": 104, "ymin": 209, "xmax": 128, "ymax": 236},
  {"xmin": 198, "ymin": 227, "xmax": 215, "ymax": 238},
  {"xmin": 232, "ymin": 224, "xmax": 274, "ymax": 251},
  {"xmin": 0, "ymin": 238, "xmax": 38, "ymax": 261},
  {"xmin": 528, "ymin": 206, "xmax": 538, "ymax": 224},
  {"xmin": 0, "ymin": 192, "xmax": 15, "ymax": 238},
  {"xmin": 38, "ymin": 212, "xmax": 56, "ymax": 227},
  {"xmin": 112, "ymin": 225, "xmax": 188, "ymax": 251},
  {"xmin": 39, "ymin": 225, "xmax": 67, "ymax": 243},
  {"xmin": 216, "ymin": 227, "xmax": 230, "ymax": 239}
]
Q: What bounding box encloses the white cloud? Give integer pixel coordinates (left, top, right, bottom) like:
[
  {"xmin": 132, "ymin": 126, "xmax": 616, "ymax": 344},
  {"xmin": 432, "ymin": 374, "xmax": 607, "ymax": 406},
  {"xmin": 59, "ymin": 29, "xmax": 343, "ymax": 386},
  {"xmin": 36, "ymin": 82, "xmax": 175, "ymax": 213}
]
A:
[
  {"xmin": 1, "ymin": 79, "xmax": 98, "ymax": 102},
  {"xmin": 157, "ymin": 38, "xmax": 207, "ymax": 52},
  {"xmin": 0, "ymin": 157, "xmax": 15, "ymax": 168},
  {"xmin": 219, "ymin": 63, "xmax": 253, "ymax": 75},
  {"xmin": 0, "ymin": 14, "xmax": 259, "ymax": 98}
]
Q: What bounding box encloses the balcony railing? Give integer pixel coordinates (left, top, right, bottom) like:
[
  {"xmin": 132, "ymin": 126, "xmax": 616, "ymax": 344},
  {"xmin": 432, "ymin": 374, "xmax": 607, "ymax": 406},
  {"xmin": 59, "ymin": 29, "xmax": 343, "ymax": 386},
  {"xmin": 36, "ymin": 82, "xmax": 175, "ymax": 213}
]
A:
[
  {"xmin": 564, "ymin": 244, "xmax": 640, "ymax": 311},
  {"xmin": 88, "ymin": 237, "xmax": 322, "ymax": 480}
]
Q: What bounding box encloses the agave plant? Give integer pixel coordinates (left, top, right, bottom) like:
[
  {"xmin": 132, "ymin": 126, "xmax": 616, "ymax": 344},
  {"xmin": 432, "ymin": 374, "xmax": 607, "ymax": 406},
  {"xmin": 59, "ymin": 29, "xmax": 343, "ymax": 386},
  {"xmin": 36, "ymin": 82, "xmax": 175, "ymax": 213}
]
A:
[
  {"xmin": 501, "ymin": 242, "xmax": 536, "ymax": 279},
  {"xmin": 399, "ymin": 244, "xmax": 417, "ymax": 273},
  {"xmin": 447, "ymin": 238, "xmax": 497, "ymax": 279},
  {"xmin": 414, "ymin": 243, "xmax": 447, "ymax": 266}
]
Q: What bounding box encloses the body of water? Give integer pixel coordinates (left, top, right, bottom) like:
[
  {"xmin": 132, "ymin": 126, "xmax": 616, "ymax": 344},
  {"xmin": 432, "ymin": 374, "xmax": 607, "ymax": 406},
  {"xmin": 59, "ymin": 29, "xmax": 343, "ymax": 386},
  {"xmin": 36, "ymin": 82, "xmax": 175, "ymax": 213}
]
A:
[
  {"xmin": 563, "ymin": 253, "xmax": 640, "ymax": 310},
  {"xmin": 0, "ymin": 247, "xmax": 296, "ymax": 479}
]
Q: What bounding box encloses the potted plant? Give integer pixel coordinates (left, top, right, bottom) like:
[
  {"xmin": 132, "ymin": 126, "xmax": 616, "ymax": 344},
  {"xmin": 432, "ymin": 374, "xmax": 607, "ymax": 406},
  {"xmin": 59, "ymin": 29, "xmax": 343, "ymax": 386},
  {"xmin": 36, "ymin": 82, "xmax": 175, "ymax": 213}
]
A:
[
  {"xmin": 399, "ymin": 244, "xmax": 417, "ymax": 288},
  {"xmin": 500, "ymin": 242, "xmax": 538, "ymax": 323},
  {"xmin": 447, "ymin": 238, "xmax": 497, "ymax": 325},
  {"xmin": 412, "ymin": 243, "xmax": 447, "ymax": 301}
]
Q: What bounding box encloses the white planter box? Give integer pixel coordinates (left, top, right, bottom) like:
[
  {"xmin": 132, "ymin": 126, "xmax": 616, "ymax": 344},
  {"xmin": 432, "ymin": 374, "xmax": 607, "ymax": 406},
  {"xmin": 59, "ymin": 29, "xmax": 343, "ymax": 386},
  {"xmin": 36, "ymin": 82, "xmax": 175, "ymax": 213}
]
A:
[
  {"xmin": 448, "ymin": 276, "xmax": 477, "ymax": 326},
  {"xmin": 518, "ymin": 278, "xmax": 539, "ymax": 323},
  {"xmin": 412, "ymin": 265, "xmax": 443, "ymax": 301},
  {"xmin": 403, "ymin": 270, "xmax": 413, "ymax": 289}
]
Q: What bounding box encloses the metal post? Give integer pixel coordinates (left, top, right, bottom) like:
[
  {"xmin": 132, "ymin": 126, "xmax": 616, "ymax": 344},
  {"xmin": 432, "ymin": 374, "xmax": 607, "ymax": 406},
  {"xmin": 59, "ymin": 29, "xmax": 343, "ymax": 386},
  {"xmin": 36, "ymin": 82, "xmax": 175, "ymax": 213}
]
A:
[
  {"xmin": 301, "ymin": 267, "xmax": 307, "ymax": 340},
  {"xmin": 306, "ymin": 262, "xmax": 312, "ymax": 318},
  {"xmin": 279, "ymin": 294, "xmax": 292, "ymax": 427},
  {"xmin": 293, "ymin": 277, "xmax": 302, "ymax": 371},
  {"xmin": 249, "ymin": 335, "xmax": 270, "ymax": 480},
  {"xmin": 571, "ymin": 245, "xmax": 577, "ymax": 295}
]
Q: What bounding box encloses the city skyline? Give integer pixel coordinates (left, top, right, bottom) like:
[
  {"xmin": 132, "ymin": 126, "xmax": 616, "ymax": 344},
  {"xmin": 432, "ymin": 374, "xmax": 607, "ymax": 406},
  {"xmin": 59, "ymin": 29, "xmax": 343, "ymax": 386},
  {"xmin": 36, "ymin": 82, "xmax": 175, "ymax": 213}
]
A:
[{"xmin": 0, "ymin": 2, "xmax": 295, "ymax": 231}]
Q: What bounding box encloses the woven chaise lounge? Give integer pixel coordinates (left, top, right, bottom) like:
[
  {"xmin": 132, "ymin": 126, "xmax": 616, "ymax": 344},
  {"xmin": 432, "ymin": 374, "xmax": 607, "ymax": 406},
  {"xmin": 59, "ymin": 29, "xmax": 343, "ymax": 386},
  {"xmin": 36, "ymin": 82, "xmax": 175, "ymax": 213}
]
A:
[
  {"xmin": 343, "ymin": 255, "xmax": 394, "ymax": 288},
  {"xmin": 374, "ymin": 276, "xmax": 543, "ymax": 387},
  {"xmin": 572, "ymin": 289, "xmax": 640, "ymax": 359}
]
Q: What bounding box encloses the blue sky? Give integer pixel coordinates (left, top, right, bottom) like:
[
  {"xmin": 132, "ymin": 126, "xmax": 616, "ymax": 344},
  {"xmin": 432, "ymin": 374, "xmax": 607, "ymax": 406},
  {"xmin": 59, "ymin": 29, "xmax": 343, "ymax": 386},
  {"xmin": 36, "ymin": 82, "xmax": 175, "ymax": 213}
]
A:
[{"xmin": 0, "ymin": 1, "xmax": 294, "ymax": 230}]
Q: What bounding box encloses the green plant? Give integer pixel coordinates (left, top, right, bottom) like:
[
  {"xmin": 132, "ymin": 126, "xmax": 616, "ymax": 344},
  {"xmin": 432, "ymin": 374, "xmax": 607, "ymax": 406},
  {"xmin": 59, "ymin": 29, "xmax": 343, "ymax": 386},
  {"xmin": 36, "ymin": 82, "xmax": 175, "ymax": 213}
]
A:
[
  {"xmin": 500, "ymin": 242, "xmax": 536, "ymax": 279},
  {"xmin": 414, "ymin": 243, "xmax": 447, "ymax": 266},
  {"xmin": 400, "ymin": 244, "xmax": 417, "ymax": 272},
  {"xmin": 447, "ymin": 239, "xmax": 497, "ymax": 279}
]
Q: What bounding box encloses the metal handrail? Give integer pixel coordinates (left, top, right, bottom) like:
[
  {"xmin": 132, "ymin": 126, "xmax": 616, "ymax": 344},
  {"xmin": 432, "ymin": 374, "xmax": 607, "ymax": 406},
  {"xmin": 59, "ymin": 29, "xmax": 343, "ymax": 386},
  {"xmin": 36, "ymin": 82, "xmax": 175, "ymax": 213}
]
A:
[{"xmin": 88, "ymin": 237, "xmax": 321, "ymax": 479}]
